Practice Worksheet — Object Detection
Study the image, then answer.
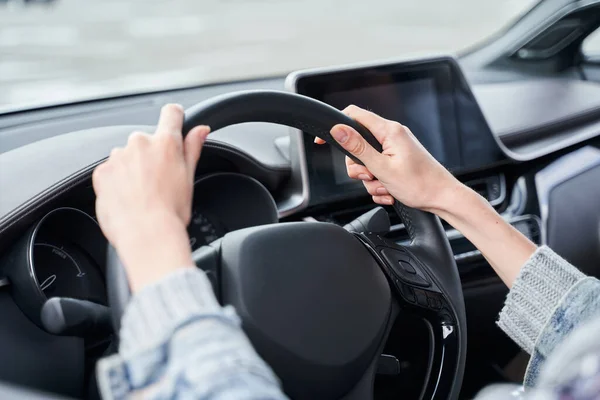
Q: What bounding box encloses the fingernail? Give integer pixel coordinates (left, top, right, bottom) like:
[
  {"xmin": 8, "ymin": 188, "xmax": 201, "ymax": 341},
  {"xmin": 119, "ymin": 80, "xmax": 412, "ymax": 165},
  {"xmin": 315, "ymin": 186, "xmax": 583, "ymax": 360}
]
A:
[
  {"xmin": 199, "ymin": 125, "xmax": 210, "ymax": 134},
  {"xmin": 385, "ymin": 197, "xmax": 394, "ymax": 205},
  {"xmin": 174, "ymin": 103, "xmax": 184, "ymax": 111},
  {"xmin": 376, "ymin": 187, "xmax": 387, "ymax": 195},
  {"xmin": 358, "ymin": 174, "xmax": 371, "ymax": 181},
  {"xmin": 331, "ymin": 126, "xmax": 350, "ymax": 144},
  {"xmin": 314, "ymin": 137, "xmax": 319, "ymax": 143}
]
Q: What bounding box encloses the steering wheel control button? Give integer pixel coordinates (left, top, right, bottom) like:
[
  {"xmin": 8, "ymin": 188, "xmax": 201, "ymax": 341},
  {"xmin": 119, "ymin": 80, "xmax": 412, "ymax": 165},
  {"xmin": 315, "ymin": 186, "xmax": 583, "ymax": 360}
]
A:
[
  {"xmin": 414, "ymin": 290, "xmax": 429, "ymax": 308},
  {"xmin": 380, "ymin": 248, "xmax": 432, "ymax": 288},
  {"xmin": 399, "ymin": 284, "xmax": 416, "ymax": 303},
  {"xmin": 427, "ymin": 295, "xmax": 442, "ymax": 310},
  {"xmin": 399, "ymin": 260, "xmax": 416, "ymax": 274}
]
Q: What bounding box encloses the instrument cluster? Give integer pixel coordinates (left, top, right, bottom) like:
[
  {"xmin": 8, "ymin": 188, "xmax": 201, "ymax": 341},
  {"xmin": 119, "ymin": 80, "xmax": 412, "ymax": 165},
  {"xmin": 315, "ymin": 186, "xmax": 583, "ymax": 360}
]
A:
[{"xmin": 0, "ymin": 172, "xmax": 278, "ymax": 330}]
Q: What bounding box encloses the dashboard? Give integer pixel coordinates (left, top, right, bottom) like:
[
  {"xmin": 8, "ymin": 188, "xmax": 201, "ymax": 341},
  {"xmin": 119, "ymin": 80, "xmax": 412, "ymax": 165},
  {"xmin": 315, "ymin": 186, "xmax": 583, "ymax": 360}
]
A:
[{"xmin": 1, "ymin": 55, "xmax": 600, "ymax": 398}]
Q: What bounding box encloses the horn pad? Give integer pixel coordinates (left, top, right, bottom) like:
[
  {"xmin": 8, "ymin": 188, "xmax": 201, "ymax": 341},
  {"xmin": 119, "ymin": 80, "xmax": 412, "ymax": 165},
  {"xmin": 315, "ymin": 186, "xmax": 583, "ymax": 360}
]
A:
[{"xmin": 220, "ymin": 222, "xmax": 392, "ymax": 399}]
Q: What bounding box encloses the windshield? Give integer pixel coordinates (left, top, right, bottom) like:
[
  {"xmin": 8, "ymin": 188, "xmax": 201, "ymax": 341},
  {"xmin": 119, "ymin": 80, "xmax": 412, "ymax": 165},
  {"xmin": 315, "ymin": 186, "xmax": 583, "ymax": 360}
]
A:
[{"xmin": 1, "ymin": 0, "xmax": 537, "ymax": 110}]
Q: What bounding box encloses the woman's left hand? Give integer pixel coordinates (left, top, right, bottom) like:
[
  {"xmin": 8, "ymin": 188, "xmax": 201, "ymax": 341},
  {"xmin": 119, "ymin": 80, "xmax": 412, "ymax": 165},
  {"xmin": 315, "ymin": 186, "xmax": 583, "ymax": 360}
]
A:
[{"xmin": 92, "ymin": 104, "xmax": 210, "ymax": 293}]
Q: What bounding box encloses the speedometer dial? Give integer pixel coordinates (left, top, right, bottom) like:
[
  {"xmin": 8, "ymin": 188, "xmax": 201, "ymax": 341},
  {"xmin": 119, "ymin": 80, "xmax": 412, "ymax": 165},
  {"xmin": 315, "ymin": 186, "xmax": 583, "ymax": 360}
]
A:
[
  {"xmin": 34, "ymin": 243, "xmax": 84, "ymax": 298},
  {"xmin": 32, "ymin": 241, "xmax": 105, "ymax": 304},
  {"xmin": 29, "ymin": 209, "xmax": 107, "ymax": 305},
  {"xmin": 1, "ymin": 207, "xmax": 108, "ymax": 328},
  {"xmin": 188, "ymin": 173, "xmax": 278, "ymax": 252}
]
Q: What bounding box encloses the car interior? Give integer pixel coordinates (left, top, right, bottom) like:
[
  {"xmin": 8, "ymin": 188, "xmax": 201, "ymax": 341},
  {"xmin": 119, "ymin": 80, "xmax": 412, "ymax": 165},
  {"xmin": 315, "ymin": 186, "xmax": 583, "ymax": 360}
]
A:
[{"xmin": 2, "ymin": 0, "xmax": 600, "ymax": 398}]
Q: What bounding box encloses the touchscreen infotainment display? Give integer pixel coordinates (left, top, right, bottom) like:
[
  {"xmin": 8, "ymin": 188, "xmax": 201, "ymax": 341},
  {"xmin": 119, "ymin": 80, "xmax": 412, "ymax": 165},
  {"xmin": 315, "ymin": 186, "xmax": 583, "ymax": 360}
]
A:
[
  {"xmin": 288, "ymin": 57, "xmax": 504, "ymax": 205},
  {"xmin": 325, "ymin": 77, "xmax": 452, "ymax": 186},
  {"xmin": 326, "ymin": 78, "xmax": 446, "ymax": 169}
]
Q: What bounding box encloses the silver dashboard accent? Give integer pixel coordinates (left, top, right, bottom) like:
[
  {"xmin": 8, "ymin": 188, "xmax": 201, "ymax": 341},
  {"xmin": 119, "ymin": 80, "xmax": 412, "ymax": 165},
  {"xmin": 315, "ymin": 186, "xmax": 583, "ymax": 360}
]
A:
[
  {"xmin": 442, "ymin": 324, "xmax": 454, "ymax": 339},
  {"xmin": 278, "ymin": 72, "xmax": 314, "ymax": 217},
  {"xmin": 276, "ymin": 125, "xmax": 310, "ymax": 218},
  {"xmin": 465, "ymin": 173, "xmax": 506, "ymax": 207},
  {"xmin": 505, "ymin": 176, "xmax": 527, "ymax": 217},
  {"xmin": 490, "ymin": 173, "xmax": 506, "ymax": 207},
  {"xmin": 535, "ymin": 146, "xmax": 600, "ymax": 244},
  {"xmin": 493, "ymin": 116, "xmax": 600, "ymax": 163}
]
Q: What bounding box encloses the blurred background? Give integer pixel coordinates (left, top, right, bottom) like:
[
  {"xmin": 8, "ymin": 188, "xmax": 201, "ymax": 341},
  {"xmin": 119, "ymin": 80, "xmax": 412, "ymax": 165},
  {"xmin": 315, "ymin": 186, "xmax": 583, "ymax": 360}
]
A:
[{"xmin": 1, "ymin": 0, "xmax": 541, "ymax": 110}]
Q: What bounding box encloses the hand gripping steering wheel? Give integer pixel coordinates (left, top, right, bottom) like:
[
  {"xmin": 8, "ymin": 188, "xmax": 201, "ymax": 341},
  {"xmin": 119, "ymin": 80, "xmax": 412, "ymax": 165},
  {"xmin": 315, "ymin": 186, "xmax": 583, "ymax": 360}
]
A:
[{"xmin": 106, "ymin": 90, "xmax": 467, "ymax": 400}]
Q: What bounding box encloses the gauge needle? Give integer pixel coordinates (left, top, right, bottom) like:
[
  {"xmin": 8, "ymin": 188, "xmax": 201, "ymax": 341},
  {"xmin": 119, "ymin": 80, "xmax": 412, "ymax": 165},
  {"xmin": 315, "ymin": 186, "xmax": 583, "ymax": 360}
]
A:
[{"xmin": 40, "ymin": 274, "xmax": 57, "ymax": 291}]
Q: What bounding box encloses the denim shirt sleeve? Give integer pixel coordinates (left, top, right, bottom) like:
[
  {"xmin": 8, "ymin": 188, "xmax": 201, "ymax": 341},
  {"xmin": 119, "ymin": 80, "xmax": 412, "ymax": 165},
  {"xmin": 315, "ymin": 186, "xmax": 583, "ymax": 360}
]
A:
[
  {"xmin": 496, "ymin": 246, "xmax": 600, "ymax": 387},
  {"xmin": 95, "ymin": 268, "xmax": 288, "ymax": 400}
]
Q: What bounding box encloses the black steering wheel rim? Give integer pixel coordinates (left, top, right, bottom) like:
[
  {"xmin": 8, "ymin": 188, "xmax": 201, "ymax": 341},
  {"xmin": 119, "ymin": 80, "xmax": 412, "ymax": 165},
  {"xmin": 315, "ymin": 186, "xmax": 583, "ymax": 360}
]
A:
[{"xmin": 106, "ymin": 90, "xmax": 466, "ymax": 400}]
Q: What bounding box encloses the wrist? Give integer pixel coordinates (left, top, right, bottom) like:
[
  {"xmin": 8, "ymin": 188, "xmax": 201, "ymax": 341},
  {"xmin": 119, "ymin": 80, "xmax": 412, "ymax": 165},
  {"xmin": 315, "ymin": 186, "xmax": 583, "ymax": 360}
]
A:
[
  {"xmin": 114, "ymin": 211, "xmax": 194, "ymax": 293},
  {"xmin": 427, "ymin": 181, "xmax": 480, "ymax": 220}
]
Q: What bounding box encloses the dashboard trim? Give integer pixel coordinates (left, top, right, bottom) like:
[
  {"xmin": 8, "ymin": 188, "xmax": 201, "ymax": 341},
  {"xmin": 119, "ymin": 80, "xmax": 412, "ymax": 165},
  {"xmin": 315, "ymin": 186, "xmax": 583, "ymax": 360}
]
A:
[
  {"xmin": 501, "ymin": 119, "xmax": 600, "ymax": 162},
  {"xmin": 277, "ymin": 126, "xmax": 311, "ymax": 218},
  {"xmin": 490, "ymin": 173, "xmax": 506, "ymax": 208}
]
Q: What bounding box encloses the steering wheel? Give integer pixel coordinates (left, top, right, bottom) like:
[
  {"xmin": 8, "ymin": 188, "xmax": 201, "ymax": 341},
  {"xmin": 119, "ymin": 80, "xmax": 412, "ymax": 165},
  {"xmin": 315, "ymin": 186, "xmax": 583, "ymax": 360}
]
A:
[{"xmin": 106, "ymin": 90, "xmax": 467, "ymax": 400}]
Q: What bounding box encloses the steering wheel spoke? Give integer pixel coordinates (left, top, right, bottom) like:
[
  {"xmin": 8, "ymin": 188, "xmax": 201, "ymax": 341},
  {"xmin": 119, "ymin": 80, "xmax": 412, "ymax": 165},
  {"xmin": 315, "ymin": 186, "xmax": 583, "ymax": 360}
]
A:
[
  {"xmin": 356, "ymin": 227, "xmax": 463, "ymax": 400},
  {"xmin": 191, "ymin": 241, "xmax": 221, "ymax": 299}
]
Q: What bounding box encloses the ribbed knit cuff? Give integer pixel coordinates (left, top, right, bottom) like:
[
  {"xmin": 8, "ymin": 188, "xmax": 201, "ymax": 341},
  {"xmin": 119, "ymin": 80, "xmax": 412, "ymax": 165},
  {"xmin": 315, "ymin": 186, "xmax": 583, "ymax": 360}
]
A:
[
  {"xmin": 118, "ymin": 267, "xmax": 237, "ymax": 357},
  {"xmin": 497, "ymin": 246, "xmax": 585, "ymax": 354}
]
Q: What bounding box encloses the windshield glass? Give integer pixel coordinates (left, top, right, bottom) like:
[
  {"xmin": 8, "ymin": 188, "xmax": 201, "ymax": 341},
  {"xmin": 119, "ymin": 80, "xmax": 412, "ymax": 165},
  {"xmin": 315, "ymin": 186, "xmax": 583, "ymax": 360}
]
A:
[{"xmin": 1, "ymin": 0, "xmax": 537, "ymax": 110}]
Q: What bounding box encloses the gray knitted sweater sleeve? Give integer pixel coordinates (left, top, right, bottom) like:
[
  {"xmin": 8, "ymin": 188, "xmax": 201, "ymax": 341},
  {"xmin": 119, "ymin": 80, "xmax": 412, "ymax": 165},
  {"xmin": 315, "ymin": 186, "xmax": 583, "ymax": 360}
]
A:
[
  {"xmin": 497, "ymin": 246, "xmax": 586, "ymax": 354},
  {"xmin": 475, "ymin": 245, "xmax": 600, "ymax": 399},
  {"xmin": 495, "ymin": 245, "xmax": 600, "ymax": 389}
]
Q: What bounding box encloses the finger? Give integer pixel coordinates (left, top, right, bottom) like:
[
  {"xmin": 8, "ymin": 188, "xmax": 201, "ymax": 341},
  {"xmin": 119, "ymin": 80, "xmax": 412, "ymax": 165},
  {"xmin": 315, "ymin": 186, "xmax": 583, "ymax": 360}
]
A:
[
  {"xmin": 330, "ymin": 124, "xmax": 387, "ymax": 173},
  {"xmin": 127, "ymin": 131, "xmax": 151, "ymax": 147},
  {"xmin": 363, "ymin": 180, "xmax": 389, "ymax": 196},
  {"xmin": 109, "ymin": 147, "xmax": 123, "ymax": 160},
  {"xmin": 342, "ymin": 105, "xmax": 389, "ymax": 142},
  {"xmin": 372, "ymin": 195, "xmax": 394, "ymax": 205},
  {"xmin": 346, "ymin": 163, "xmax": 373, "ymax": 181},
  {"xmin": 314, "ymin": 137, "xmax": 326, "ymax": 145},
  {"xmin": 92, "ymin": 163, "xmax": 107, "ymax": 196},
  {"xmin": 184, "ymin": 125, "xmax": 211, "ymax": 176},
  {"xmin": 155, "ymin": 103, "xmax": 185, "ymax": 143}
]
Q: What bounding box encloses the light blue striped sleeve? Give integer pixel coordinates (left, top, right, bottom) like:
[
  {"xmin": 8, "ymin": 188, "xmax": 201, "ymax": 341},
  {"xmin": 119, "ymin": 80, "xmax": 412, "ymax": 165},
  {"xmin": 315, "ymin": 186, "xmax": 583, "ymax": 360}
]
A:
[{"xmin": 96, "ymin": 268, "xmax": 288, "ymax": 400}]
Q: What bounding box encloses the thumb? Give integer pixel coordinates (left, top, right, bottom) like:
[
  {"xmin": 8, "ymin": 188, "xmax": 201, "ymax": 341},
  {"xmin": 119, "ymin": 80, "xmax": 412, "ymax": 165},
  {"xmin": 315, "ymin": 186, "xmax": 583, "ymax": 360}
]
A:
[
  {"xmin": 184, "ymin": 125, "xmax": 211, "ymax": 176},
  {"xmin": 330, "ymin": 124, "xmax": 386, "ymax": 172}
]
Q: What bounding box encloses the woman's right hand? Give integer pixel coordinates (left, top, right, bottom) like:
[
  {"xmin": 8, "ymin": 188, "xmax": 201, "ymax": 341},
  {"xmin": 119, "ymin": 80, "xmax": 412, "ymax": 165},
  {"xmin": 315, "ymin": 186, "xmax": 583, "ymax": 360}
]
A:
[
  {"xmin": 319, "ymin": 105, "xmax": 537, "ymax": 287},
  {"xmin": 319, "ymin": 105, "xmax": 462, "ymax": 214}
]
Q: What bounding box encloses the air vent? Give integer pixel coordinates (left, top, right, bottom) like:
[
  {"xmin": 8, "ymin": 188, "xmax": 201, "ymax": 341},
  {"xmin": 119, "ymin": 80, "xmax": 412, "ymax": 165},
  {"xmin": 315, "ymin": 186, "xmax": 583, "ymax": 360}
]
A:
[
  {"xmin": 464, "ymin": 174, "xmax": 506, "ymax": 207},
  {"xmin": 451, "ymin": 215, "xmax": 541, "ymax": 265}
]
